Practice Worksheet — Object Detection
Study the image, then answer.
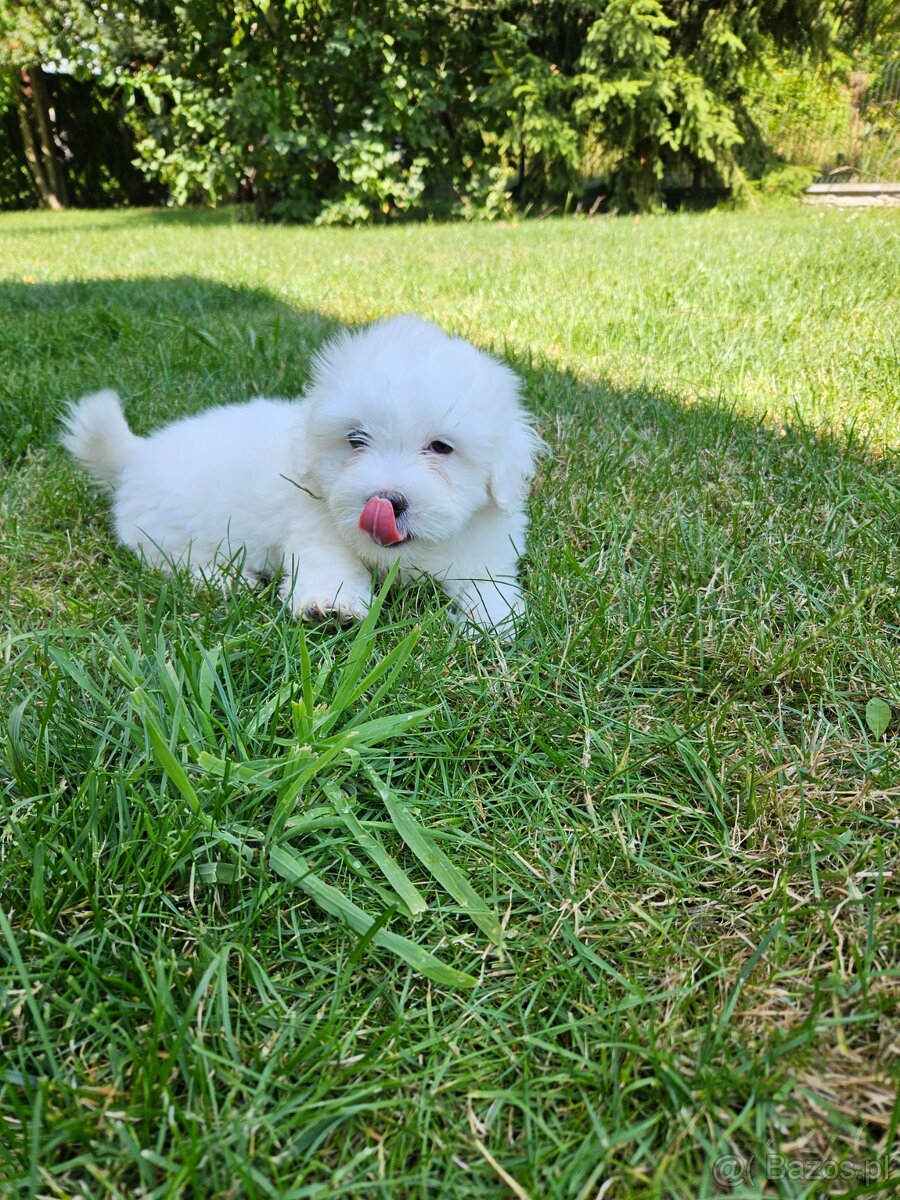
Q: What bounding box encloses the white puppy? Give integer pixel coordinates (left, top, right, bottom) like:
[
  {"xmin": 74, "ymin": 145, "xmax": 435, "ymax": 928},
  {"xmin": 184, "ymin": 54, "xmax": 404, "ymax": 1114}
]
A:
[{"xmin": 61, "ymin": 315, "xmax": 543, "ymax": 634}]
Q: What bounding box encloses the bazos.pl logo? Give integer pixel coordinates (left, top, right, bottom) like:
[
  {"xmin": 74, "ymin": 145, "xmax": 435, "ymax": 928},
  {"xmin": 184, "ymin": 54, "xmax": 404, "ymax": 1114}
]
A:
[{"xmin": 712, "ymin": 1153, "xmax": 886, "ymax": 1187}]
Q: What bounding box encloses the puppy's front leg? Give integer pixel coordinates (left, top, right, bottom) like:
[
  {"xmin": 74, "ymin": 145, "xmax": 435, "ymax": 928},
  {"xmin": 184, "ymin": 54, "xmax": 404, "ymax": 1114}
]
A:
[
  {"xmin": 280, "ymin": 509, "xmax": 372, "ymax": 623},
  {"xmin": 442, "ymin": 572, "xmax": 525, "ymax": 640},
  {"xmin": 281, "ymin": 544, "xmax": 372, "ymax": 623},
  {"xmin": 433, "ymin": 513, "xmax": 528, "ymax": 638}
]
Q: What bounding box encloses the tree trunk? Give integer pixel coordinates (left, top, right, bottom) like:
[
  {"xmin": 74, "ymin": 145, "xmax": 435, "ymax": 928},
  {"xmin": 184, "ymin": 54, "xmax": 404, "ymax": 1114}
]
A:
[
  {"xmin": 18, "ymin": 68, "xmax": 67, "ymax": 210},
  {"xmin": 17, "ymin": 97, "xmax": 55, "ymax": 208}
]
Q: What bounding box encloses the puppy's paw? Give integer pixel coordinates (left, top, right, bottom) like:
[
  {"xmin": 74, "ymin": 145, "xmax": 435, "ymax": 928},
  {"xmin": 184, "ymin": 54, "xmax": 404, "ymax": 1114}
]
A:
[
  {"xmin": 290, "ymin": 592, "xmax": 370, "ymax": 626},
  {"xmin": 451, "ymin": 585, "xmax": 524, "ymax": 642},
  {"xmin": 452, "ymin": 607, "xmax": 520, "ymax": 643},
  {"xmin": 301, "ymin": 599, "xmax": 367, "ymax": 626}
]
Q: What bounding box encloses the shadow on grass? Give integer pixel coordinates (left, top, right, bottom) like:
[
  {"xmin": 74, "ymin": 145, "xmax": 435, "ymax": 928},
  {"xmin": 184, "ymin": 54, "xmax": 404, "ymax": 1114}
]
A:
[
  {"xmin": 2, "ymin": 270, "xmax": 897, "ymax": 468},
  {"xmin": 2, "ymin": 272, "xmax": 897, "ymax": 645},
  {"xmin": 0, "ymin": 205, "xmax": 254, "ymax": 236},
  {"xmin": 2, "ymin": 271, "xmax": 896, "ymax": 712},
  {"xmin": 0, "ymin": 276, "xmax": 344, "ymax": 457},
  {"xmin": 1, "ymin": 271, "xmax": 896, "ymax": 637}
]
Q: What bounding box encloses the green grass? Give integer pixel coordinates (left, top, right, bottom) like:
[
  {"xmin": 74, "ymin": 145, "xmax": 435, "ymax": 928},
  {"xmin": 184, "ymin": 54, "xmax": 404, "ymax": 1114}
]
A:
[{"xmin": 1, "ymin": 206, "xmax": 898, "ymax": 1199}]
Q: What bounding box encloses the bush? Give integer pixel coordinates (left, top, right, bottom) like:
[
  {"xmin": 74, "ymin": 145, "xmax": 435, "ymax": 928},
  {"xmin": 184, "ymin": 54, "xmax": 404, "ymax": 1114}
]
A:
[
  {"xmin": 0, "ymin": 0, "xmax": 851, "ymax": 217},
  {"xmin": 741, "ymin": 52, "xmax": 854, "ymax": 178}
]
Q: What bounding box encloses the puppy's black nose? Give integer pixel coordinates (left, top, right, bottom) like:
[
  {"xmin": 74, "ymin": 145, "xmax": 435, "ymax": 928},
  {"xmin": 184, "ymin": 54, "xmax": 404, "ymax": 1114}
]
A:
[{"xmin": 376, "ymin": 490, "xmax": 408, "ymax": 518}]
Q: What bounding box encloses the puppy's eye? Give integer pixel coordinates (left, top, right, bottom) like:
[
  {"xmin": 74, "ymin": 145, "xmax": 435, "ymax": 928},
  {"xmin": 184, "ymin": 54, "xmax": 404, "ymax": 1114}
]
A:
[
  {"xmin": 347, "ymin": 430, "xmax": 369, "ymax": 450},
  {"xmin": 426, "ymin": 440, "xmax": 454, "ymax": 456}
]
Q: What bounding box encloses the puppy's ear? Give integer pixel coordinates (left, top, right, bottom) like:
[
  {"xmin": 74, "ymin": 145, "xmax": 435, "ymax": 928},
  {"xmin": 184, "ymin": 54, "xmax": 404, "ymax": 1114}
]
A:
[{"xmin": 488, "ymin": 418, "xmax": 546, "ymax": 512}]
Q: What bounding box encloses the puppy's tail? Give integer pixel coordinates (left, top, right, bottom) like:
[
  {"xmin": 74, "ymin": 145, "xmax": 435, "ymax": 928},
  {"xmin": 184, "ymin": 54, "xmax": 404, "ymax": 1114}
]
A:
[{"xmin": 60, "ymin": 389, "xmax": 141, "ymax": 488}]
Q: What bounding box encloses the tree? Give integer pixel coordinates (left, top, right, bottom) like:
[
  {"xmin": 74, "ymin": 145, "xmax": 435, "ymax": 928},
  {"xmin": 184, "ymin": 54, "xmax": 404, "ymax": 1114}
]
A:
[
  {"xmin": 0, "ymin": 1, "xmax": 156, "ymax": 208},
  {"xmin": 0, "ymin": 0, "xmax": 859, "ymax": 217},
  {"xmin": 575, "ymin": 0, "xmax": 842, "ymax": 208},
  {"xmin": 0, "ymin": 3, "xmax": 68, "ymax": 207}
]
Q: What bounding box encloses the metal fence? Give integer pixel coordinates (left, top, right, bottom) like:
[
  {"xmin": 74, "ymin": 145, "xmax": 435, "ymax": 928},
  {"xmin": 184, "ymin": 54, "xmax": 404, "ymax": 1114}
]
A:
[
  {"xmin": 809, "ymin": 56, "xmax": 900, "ymax": 183},
  {"xmin": 847, "ymin": 55, "xmax": 900, "ymax": 182}
]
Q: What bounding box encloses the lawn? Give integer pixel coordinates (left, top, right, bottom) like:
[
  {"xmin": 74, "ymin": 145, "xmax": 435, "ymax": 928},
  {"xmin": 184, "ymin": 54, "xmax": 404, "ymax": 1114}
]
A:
[{"xmin": 0, "ymin": 206, "xmax": 898, "ymax": 1199}]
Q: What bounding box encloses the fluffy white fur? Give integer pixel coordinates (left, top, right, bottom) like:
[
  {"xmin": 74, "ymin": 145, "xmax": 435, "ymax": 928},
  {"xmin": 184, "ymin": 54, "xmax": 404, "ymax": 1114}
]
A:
[{"xmin": 61, "ymin": 315, "xmax": 543, "ymax": 634}]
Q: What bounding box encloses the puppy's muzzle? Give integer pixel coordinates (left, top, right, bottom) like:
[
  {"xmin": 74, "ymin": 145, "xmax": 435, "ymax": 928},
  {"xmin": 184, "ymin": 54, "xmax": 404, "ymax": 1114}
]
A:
[{"xmin": 358, "ymin": 491, "xmax": 408, "ymax": 546}]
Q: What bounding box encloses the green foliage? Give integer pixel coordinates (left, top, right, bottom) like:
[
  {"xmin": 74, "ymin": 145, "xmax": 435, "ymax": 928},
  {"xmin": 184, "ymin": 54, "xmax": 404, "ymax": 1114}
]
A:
[
  {"xmin": 577, "ymin": 0, "xmax": 744, "ymax": 209},
  {"xmin": 752, "ymin": 162, "xmax": 819, "ymax": 199},
  {"xmin": 741, "ymin": 50, "xmax": 855, "ymax": 178},
  {"xmin": 477, "ymin": 19, "xmax": 583, "ymax": 213},
  {"xmin": 857, "ymin": 51, "xmax": 900, "ymax": 181},
  {"xmin": 836, "ymin": 0, "xmax": 900, "ymax": 56},
  {"xmin": 102, "ymin": 2, "xmax": 490, "ymax": 221},
  {"xmin": 4, "ymin": 562, "xmax": 494, "ymax": 989},
  {"xmin": 865, "ymin": 697, "xmax": 892, "ymax": 739},
  {"xmin": 0, "ymin": 1, "xmax": 158, "ymax": 207},
  {"xmin": 0, "ymin": 0, "xmax": 874, "ymax": 215}
]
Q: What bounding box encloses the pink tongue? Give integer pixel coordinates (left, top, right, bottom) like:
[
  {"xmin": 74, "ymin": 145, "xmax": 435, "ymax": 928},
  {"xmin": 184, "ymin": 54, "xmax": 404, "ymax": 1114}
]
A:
[{"xmin": 358, "ymin": 496, "xmax": 404, "ymax": 546}]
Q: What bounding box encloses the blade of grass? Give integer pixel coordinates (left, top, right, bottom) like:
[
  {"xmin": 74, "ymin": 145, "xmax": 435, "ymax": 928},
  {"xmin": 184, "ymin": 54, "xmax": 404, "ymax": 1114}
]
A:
[
  {"xmin": 0, "ymin": 909, "xmax": 60, "ymax": 1078},
  {"xmin": 322, "ymin": 708, "xmax": 433, "ymax": 747},
  {"xmin": 315, "ymin": 562, "xmax": 401, "ymax": 735},
  {"xmin": 269, "ymin": 844, "xmax": 476, "ymax": 989},
  {"xmin": 132, "ymin": 688, "xmax": 214, "ymax": 832},
  {"xmin": 321, "ymin": 780, "xmax": 428, "ymax": 916},
  {"xmin": 363, "ymin": 762, "xmax": 502, "ymax": 945},
  {"xmin": 318, "ymin": 628, "xmax": 422, "ymax": 736}
]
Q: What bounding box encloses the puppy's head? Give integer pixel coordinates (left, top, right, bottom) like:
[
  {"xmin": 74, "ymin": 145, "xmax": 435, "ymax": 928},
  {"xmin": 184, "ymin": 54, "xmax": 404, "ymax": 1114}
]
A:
[{"xmin": 300, "ymin": 316, "xmax": 543, "ymax": 562}]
